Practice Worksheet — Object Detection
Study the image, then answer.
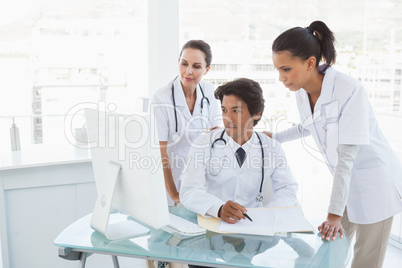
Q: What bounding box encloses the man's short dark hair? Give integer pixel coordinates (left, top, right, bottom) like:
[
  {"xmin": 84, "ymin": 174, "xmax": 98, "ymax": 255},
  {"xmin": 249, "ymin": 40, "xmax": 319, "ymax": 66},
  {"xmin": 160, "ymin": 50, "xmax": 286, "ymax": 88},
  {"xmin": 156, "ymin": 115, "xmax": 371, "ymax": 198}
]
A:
[{"xmin": 214, "ymin": 78, "xmax": 265, "ymax": 126}]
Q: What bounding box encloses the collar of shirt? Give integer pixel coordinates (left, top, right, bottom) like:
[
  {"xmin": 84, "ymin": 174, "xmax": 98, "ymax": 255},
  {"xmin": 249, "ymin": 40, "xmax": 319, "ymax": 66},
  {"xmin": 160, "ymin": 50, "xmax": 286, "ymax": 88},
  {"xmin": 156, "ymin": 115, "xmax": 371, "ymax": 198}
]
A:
[
  {"xmin": 314, "ymin": 66, "xmax": 336, "ymax": 111},
  {"xmin": 173, "ymin": 78, "xmax": 206, "ymax": 122},
  {"xmin": 173, "ymin": 78, "xmax": 204, "ymax": 108},
  {"xmin": 225, "ymin": 131, "xmax": 257, "ymax": 156},
  {"xmin": 298, "ymin": 66, "xmax": 336, "ymax": 120}
]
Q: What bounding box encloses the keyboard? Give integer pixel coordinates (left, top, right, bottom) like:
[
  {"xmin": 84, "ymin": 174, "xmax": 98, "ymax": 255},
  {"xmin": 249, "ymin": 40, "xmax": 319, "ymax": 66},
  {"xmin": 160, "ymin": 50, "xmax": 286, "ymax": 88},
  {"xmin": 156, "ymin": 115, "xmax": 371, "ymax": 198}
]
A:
[{"xmin": 161, "ymin": 213, "xmax": 206, "ymax": 239}]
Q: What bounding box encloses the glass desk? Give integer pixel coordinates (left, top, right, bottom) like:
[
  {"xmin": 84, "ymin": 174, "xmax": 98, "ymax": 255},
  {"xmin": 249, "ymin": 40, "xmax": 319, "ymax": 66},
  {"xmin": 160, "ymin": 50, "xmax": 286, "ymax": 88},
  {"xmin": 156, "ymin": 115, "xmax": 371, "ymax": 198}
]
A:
[{"xmin": 54, "ymin": 207, "xmax": 350, "ymax": 268}]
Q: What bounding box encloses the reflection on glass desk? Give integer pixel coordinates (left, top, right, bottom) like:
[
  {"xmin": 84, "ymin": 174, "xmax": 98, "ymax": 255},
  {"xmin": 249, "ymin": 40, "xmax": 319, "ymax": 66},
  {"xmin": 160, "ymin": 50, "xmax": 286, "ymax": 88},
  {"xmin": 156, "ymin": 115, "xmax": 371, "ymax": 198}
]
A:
[{"xmin": 54, "ymin": 207, "xmax": 350, "ymax": 268}]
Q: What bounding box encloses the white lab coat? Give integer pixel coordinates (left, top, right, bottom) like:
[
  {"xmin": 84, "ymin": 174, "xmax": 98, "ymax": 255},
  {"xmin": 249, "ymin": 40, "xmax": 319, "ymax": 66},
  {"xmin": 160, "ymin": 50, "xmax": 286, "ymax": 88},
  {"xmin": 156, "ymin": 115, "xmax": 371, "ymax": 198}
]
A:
[
  {"xmin": 180, "ymin": 129, "xmax": 298, "ymax": 217},
  {"xmin": 291, "ymin": 66, "xmax": 402, "ymax": 224},
  {"xmin": 150, "ymin": 78, "xmax": 222, "ymax": 205}
]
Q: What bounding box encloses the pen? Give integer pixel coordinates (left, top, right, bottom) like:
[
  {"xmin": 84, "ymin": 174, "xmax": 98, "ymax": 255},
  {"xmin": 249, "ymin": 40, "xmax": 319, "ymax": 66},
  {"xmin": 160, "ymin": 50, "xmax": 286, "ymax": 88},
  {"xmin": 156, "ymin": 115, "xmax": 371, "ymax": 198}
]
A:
[{"xmin": 243, "ymin": 213, "xmax": 253, "ymax": 222}]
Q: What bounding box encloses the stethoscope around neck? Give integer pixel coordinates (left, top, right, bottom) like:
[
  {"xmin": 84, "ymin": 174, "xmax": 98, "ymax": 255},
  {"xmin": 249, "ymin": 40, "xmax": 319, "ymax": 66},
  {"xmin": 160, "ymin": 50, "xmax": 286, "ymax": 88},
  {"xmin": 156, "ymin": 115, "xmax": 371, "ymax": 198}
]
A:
[
  {"xmin": 171, "ymin": 76, "xmax": 210, "ymax": 132},
  {"xmin": 210, "ymin": 129, "xmax": 265, "ymax": 203}
]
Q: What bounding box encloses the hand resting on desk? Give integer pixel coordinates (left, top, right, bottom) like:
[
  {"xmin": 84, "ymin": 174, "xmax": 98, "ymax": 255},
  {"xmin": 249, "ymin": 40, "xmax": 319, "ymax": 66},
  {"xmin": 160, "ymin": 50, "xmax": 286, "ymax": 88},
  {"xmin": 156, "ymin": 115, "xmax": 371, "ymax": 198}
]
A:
[{"xmin": 318, "ymin": 213, "xmax": 344, "ymax": 241}]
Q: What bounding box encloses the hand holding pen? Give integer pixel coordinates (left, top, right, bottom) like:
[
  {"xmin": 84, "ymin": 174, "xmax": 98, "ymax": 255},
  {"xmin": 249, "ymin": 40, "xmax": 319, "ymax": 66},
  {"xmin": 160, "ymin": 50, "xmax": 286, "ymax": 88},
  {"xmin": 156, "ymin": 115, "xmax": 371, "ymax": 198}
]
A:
[{"xmin": 218, "ymin": 200, "xmax": 253, "ymax": 224}]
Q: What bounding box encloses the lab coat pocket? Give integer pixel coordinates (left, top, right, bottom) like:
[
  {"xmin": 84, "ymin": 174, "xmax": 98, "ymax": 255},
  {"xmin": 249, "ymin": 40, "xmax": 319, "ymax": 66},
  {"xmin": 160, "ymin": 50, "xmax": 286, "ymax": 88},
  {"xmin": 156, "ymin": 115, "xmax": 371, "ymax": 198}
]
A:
[
  {"xmin": 351, "ymin": 166, "xmax": 389, "ymax": 201},
  {"xmin": 208, "ymin": 153, "xmax": 229, "ymax": 177},
  {"xmin": 322, "ymin": 101, "xmax": 339, "ymax": 121},
  {"xmin": 321, "ymin": 100, "xmax": 339, "ymax": 144},
  {"xmin": 352, "ymin": 166, "xmax": 388, "ymax": 179},
  {"xmin": 325, "ymin": 122, "xmax": 339, "ymax": 143},
  {"xmin": 349, "ymin": 166, "xmax": 400, "ymax": 223}
]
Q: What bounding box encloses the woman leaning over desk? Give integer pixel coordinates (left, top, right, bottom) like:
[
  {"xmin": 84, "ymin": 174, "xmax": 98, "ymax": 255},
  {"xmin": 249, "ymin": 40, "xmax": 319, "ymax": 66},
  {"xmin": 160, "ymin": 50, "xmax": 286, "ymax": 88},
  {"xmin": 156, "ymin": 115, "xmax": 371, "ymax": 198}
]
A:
[
  {"xmin": 150, "ymin": 40, "xmax": 221, "ymax": 206},
  {"xmin": 268, "ymin": 21, "xmax": 402, "ymax": 268}
]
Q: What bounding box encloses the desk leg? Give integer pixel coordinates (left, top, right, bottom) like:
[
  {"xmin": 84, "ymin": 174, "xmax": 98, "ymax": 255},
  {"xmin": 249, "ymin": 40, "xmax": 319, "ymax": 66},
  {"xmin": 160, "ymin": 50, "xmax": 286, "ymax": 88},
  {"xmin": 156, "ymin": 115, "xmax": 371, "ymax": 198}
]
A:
[
  {"xmin": 80, "ymin": 252, "xmax": 88, "ymax": 268},
  {"xmin": 112, "ymin": 255, "xmax": 120, "ymax": 268}
]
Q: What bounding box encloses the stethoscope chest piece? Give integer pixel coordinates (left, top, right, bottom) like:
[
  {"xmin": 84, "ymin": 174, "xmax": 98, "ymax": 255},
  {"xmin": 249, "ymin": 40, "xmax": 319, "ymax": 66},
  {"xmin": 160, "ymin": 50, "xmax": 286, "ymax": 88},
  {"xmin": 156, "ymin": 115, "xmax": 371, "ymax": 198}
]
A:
[{"xmin": 256, "ymin": 193, "xmax": 264, "ymax": 203}]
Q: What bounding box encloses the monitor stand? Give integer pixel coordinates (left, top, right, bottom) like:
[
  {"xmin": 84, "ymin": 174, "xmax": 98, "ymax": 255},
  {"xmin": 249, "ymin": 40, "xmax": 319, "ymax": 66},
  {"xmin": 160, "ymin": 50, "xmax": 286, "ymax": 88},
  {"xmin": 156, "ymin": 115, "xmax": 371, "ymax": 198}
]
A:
[{"xmin": 90, "ymin": 161, "xmax": 150, "ymax": 240}]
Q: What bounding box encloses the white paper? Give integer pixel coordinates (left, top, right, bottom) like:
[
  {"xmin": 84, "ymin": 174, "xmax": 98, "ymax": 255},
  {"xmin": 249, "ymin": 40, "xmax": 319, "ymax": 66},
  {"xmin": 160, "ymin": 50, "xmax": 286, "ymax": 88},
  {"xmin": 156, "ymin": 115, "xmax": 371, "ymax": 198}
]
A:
[
  {"xmin": 217, "ymin": 207, "xmax": 313, "ymax": 236},
  {"xmin": 274, "ymin": 207, "xmax": 313, "ymax": 233},
  {"xmin": 218, "ymin": 208, "xmax": 275, "ymax": 235}
]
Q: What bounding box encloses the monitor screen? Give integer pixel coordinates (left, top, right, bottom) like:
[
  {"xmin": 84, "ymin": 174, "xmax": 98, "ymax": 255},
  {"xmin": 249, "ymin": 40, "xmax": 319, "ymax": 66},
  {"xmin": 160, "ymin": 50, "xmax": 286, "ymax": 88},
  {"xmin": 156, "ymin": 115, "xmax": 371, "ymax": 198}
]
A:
[{"xmin": 85, "ymin": 108, "xmax": 169, "ymax": 240}]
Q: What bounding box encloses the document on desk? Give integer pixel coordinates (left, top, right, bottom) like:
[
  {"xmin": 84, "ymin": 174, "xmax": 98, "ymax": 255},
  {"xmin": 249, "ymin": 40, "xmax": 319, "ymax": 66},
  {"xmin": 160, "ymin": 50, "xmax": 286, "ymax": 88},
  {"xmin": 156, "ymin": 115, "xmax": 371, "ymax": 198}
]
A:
[{"xmin": 216, "ymin": 207, "xmax": 314, "ymax": 236}]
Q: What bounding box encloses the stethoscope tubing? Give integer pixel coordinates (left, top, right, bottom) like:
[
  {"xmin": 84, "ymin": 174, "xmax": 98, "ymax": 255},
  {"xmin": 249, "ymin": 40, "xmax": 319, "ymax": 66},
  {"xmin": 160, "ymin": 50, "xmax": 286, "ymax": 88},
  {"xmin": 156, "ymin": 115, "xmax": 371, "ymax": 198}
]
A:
[{"xmin": 171, "ymin": 76, "xmax": 209, "ymax": 132}]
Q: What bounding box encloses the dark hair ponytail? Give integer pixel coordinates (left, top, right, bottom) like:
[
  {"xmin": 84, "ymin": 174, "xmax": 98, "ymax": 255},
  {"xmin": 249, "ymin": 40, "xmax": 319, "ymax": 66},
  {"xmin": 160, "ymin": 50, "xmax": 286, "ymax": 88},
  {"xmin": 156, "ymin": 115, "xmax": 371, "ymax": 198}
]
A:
[{"xmin": 272, "ymin": 21, "xmax": 336, "ymax": 71}]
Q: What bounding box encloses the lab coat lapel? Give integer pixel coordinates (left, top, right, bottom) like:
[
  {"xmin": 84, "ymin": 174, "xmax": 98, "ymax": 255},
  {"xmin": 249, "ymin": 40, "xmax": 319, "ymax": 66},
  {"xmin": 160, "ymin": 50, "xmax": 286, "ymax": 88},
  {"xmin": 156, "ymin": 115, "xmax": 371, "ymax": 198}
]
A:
[
  {"xmin": 222, "ymin": 131, "xmax": 236, "ymax": 164},
  {"xmin": 319, "ymin": 67, "xmax": 339, "ymax": 169},
  {"xmin": 297, "ymin": 89, "xmax": 314, "ymax": 128},
  {"xmin": 298, "ymin": 89, "xmax": 323, "ymax": 155},
  {"xmin": 173, "ymin": 78, "xmax": 192, "ymax": 121},
  {"xmin": 317, "ymin": 67, "xmax": 336, "ymax": 111},
  {"xmin": 299, "ymin": 67, "xmax": 339, "ymax": 167},
  {"xmin": 316, "ymin": 67, "xmax": 338, "ymax": 141},
  {"xmin": 192, "ymin": 84, "xmax": 202, "ymax": 116},
  {"xmin": 298, "ymin": 67, "xmax": 336, "ymax": 122}
]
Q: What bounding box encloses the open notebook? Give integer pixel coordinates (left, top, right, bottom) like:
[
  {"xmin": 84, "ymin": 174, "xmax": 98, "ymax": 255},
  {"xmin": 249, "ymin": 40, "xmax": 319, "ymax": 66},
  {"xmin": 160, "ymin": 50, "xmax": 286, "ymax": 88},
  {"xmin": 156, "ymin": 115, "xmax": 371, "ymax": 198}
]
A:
[{"xmin": 198, "ymin": 206, "xmax": 314, "ymax": 236}]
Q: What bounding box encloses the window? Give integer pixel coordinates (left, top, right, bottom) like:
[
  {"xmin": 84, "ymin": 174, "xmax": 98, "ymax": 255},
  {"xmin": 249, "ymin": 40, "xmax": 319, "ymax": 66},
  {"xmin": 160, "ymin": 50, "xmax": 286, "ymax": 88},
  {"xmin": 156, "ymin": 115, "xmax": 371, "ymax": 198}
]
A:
[
  {"xmin": 0, "ymin": 0, "xmax": 148, "ymax": 147},
  {"xmin": 252, "ymin": 64, "xmax": 273, "ymax": 71},
  {"xmin": 228, "ymin": 64, "xmax": 240, "ymax": 71},
  {"xmin": 211, "ymin": 64, "xmax": 227, "ymax": 71}
]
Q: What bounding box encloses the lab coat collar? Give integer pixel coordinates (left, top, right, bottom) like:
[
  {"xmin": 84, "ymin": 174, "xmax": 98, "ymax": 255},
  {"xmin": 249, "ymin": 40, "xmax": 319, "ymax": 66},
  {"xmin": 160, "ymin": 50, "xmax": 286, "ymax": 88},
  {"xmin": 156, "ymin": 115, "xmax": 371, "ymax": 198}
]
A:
[
  {"xmin": 317, "ymin": 66, "xmax": 336, "ymax": 108},
  {"xmin": 226, "ymin": 132, "xmax": 240, "ymax": 155},
  {"xmin": 212, "ymin": 130, "xmax": 236, "ymax": 164},
  {"xmin": 298, "ymin": 89, "xmax": 311, "ymax": 121},
  {"xmin": 193, "ymin": 82, "xmax": 205, "ymax": 115},
  {"xmin": 225, "ymin": 131, "xmax": 258, "ymax": 156},
  {"xmin": 173, "ymin": 78, "xmax": 206, "ymax": 121},
  {"xmin": 173, "ymin": 78, "xmax": 204, "ymax": 108},
  {"xmin": 299, "ymin": 66, "xmax": 336, "ymax": 123},
  {"xmin": 173, "ymin": 77, "xmax": 187, "ymax": 107}
]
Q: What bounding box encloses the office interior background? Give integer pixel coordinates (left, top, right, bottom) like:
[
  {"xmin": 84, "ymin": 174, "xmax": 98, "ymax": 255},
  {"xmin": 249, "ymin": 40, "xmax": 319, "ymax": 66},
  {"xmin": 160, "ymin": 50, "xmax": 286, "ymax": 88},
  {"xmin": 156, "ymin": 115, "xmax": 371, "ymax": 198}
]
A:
[{"xmin": 0, "ymin": 0, "xmax": 402, "ymax": 267}]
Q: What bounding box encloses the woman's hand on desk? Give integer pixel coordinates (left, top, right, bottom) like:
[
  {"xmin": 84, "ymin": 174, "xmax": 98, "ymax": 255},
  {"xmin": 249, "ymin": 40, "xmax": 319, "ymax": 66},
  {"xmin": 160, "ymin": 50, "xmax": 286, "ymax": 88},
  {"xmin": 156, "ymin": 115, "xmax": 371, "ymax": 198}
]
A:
[
  {"xmin": 218, "ymin": 201, "xmax": 247, "ymax": 224},
  {"xmin": 318, "ymin": 213, "xmax": 344, "ymax": 241}
]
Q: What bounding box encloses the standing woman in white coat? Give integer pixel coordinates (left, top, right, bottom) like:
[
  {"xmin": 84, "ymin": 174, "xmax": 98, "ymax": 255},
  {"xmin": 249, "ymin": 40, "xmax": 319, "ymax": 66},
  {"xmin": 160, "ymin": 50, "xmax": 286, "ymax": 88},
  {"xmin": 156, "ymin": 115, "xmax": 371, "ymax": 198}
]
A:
[
  {"xmin": 269, "ymin": 21, "xmax": 402, "ymax": 268},
  {"xmin": 150, "ymin": 40, "xmax": 221, "ymax": 206}
]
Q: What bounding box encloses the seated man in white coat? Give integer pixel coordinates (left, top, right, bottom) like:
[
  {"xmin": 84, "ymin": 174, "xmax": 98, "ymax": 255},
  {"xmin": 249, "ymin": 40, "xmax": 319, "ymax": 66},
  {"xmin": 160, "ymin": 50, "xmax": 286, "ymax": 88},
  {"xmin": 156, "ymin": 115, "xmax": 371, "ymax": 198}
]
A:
[{"xmin": 180, "ymin": 78, "xmax": 298, "ymax": 224}]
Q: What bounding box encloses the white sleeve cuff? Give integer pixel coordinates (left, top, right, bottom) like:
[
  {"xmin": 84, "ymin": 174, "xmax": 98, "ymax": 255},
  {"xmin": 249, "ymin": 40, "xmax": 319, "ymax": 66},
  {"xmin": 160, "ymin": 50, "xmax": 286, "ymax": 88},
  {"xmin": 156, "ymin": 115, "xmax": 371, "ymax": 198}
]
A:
[{"xmin": 206, "ymin": 203, "xmax": 224, "ymax": 218}]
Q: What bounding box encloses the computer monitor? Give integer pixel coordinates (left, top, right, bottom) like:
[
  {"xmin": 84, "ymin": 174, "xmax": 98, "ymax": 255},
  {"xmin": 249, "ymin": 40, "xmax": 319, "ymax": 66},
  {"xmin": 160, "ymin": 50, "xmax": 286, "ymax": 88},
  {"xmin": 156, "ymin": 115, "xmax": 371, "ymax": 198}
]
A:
[{"xmin": 84, "ymin": 108, "xmax": 169, "ymax": 240}]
